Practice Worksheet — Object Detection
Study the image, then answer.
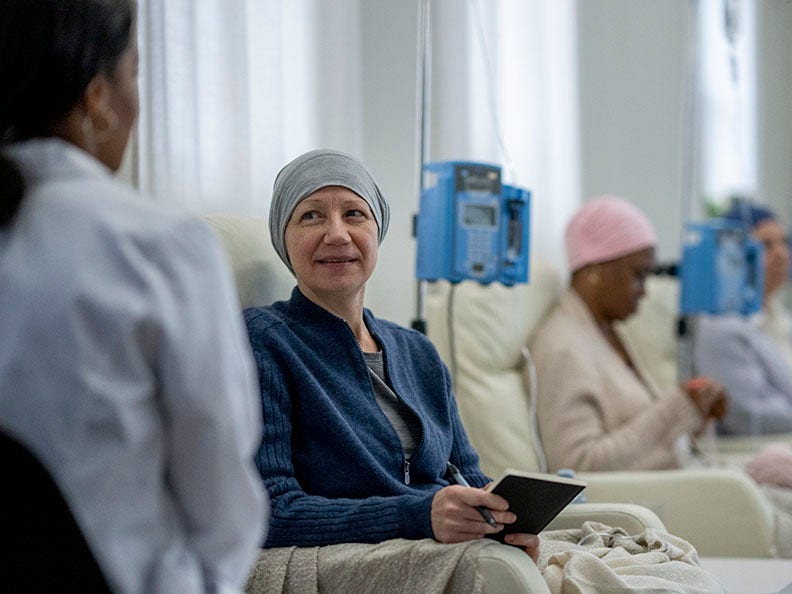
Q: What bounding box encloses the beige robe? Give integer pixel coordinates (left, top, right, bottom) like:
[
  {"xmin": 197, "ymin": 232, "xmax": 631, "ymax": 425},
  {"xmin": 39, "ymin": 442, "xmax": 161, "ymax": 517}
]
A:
[{"xmin": 529, "ymin": 289, "xmax": 701, "ymax": 472}]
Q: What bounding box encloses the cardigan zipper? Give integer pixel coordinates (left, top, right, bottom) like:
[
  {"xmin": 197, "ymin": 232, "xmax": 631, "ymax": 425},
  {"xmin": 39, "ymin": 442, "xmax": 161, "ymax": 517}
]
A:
[{"xmin": 345, "ymin": 318, "xmax": 425, "ymax": 486}]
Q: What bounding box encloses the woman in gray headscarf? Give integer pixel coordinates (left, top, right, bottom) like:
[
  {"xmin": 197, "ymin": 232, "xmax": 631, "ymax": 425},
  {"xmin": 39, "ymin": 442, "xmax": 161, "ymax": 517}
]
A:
[{"xmin": 245, "ymin": 149, "xmax": 539, "ymax": 560}]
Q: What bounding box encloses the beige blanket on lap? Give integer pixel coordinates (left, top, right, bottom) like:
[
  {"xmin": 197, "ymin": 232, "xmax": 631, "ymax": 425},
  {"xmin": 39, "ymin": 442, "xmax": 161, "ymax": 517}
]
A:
[
  {"xmin": 538, "ymin": 521, "xmax": 724, "ymax": 593},
  {"xmin": 245, "ymin": 538, "xmax": 490, "ymax": 594},
  {"xmin": 247, "ymin": 523, "xmax": 724, "ymax": 593}
]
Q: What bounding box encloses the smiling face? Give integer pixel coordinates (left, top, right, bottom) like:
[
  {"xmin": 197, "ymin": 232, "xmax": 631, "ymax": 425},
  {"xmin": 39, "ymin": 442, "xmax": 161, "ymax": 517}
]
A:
[{"xmin": 284, "ymin": 186, "xmax": 379, "ymax": 309}]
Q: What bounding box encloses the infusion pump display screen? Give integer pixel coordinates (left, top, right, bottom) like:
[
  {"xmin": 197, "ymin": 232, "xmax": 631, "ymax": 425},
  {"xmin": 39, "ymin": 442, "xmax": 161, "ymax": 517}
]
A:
[
  {"xmin": 463, "ymin": 204, "xmax": 497, "ymax": 228},
  {"xmin": 455, "ymin": 164, "xmax": 501, "ymax": 195}
]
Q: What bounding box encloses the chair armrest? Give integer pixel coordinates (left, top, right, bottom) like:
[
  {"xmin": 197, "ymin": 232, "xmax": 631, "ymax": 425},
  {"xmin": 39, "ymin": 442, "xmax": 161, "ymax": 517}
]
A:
[
  {"xmin": 477, "ymin": 542, "xmax": 550, "ymax": 594},
  {"xmin": 547, "ymin": 502, "xmax": 666, "ymax": 534},
  {"xmin": 477, "ymin": 503, "xmax": 665, "ymax": 593},
  {"xmin": 577, "ymin": 468, "xmax": 776, "ymax": 557},
  {"xmin": 714, "ymin": 433, "xmax": 792, "ymax": 467},
  {"xmin": 713, "ymin": 433, "xmax": 792, "ymax": 468},
  {"xmin": 716, "ymin": 433, "xmax": 792, "ymax": 453}
]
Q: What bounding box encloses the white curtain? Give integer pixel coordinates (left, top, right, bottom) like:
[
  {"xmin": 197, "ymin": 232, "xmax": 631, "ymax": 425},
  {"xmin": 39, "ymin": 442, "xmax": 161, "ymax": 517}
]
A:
[
  {"xmin": 497, "ymin": 0, "xmax": 580, "ymax": 271},
  {"xmin": 134, "ymin": 0, "xmax": 579, "ymax": 323},
  {"xmin": 698, "ymin": 0, "xmax": 757, "ymax": 207},
  {"xmin": 430, "ymin": 0, "xmax": 580, "ymax": 271},
  {"xmin": 136, "ymin": 0, "xmax": 363, "ymax": 216}
]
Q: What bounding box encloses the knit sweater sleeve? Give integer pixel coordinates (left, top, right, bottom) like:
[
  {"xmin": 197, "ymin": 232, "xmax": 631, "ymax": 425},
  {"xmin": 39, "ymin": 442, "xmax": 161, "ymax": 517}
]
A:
[{"xmin": 252, "ymin": 350, "xmax": 436, "ymax": 548}]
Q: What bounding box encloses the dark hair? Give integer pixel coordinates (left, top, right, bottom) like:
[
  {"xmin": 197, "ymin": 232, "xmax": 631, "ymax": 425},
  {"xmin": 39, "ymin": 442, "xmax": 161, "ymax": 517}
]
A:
[
  {"xmin": 0, "ymin": 0, "xmax": 135, "ymax": 228},
  {"xmin": 722, "ymin": 196, "xmax": 777, "ymax": 230}
]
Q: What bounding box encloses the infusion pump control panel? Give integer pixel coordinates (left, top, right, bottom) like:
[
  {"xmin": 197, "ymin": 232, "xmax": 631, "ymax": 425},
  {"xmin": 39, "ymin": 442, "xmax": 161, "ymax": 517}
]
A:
[{"xmin": 415, "ymin": 161, "xmax": 530, "ymax": 285}]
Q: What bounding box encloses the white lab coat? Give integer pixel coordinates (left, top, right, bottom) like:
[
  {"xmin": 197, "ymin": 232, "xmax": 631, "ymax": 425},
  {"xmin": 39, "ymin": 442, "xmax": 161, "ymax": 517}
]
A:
[{"xmin": 0, "ymin": 139, "xmax": 266, "ymax": 594}]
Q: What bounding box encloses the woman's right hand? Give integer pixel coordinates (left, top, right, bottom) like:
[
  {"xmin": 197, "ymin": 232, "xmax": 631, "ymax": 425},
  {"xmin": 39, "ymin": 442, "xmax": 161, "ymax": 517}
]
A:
[
  {"xmin": 430, "ymin": 485, "xmax": 514, "ymax": 543},
  {"xmin": 684, "ymin": 377, "xmax": 728, "ymax": 420},
  {"xmin": 430, "ymin": 485, "xmax": 540, "ymax": 562}
]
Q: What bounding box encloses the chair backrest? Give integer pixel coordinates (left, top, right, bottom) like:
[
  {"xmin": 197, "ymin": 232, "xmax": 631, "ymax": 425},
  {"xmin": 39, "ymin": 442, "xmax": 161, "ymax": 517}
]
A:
[
  {"xmin": 426, "ymin": 264, "xmax": 683, "ymax": 479},
  {"xmin": 425, "ymin": 260, "xmax": 563, "ymax": 477},
  {"xmin": 617, "ymin": 275, "xmax": 680, "ymax": 394},
  {"xmin": 203, "ymin": 213, "xmax": 294, "ymax": 308},
  {"xmin": 1, "ymin": 429, "xmax": 111, "ymax": 592}
]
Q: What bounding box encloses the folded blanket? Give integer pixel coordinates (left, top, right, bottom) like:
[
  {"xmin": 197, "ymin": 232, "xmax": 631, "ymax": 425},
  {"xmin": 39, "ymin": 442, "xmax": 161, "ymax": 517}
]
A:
[
  {"xmin": 245, "ymin": 538, "xmax": 491, "ymax": 594},
  {"xmin": 538, "ymin": 521, "xmax": 725, "ymax": 593}
]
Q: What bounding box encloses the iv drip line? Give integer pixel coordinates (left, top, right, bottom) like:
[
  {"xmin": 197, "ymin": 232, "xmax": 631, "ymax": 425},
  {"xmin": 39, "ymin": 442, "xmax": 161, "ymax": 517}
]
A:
[{"xmin": 467, "ymin": 0, "xmax": 518, "ymax": 185}]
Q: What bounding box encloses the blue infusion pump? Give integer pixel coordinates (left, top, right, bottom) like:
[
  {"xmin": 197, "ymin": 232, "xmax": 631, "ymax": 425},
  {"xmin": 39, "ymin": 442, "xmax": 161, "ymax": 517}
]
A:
[
  {"xmin": 415, "ymin": 161, "xmax": 530, "ymax": 285},
  {"xmin": 679, "ymin": 220, "xmax": 764, "ymax": 316}
]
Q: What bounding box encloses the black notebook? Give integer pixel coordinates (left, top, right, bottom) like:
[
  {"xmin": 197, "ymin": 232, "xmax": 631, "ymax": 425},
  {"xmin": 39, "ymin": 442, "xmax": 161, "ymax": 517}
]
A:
[{"xmin": 485, "ymin": 468, "xmax": 587, "ymax": 542}]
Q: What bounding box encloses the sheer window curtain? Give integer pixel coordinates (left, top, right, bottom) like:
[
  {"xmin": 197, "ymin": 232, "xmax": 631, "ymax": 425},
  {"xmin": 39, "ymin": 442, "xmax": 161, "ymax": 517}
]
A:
[
  {"xmin": 497, "ymin": 0, "xmax": 580, "ymax": 271},
  {"xmin": 430, "ymin": 0, "xmax": 580, "ymax": 271},
  {"xmin": 132, "ymin": 0, "xmax": 578, "ymax": 323},
  {"xmin": 698, "ymin": 0, "xmax": 757, "ymax": 208},
  {"xmin": 135, "ymin": 0, "xmax": 362, "ymax": 216}
]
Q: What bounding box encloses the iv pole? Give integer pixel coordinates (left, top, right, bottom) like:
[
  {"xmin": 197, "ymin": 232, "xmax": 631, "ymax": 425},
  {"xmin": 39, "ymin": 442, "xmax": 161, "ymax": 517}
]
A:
[
  {"xmin": 411, "ymin": 0, "xmax": 432, "ymax": 334},
  {"xmin": 677, "ymin": 0, "xmax": 701, "ymax": 384}
]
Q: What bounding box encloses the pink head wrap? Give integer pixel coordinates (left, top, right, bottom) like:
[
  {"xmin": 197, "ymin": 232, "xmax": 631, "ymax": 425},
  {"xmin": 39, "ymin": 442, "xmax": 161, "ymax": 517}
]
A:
[{"xmin": 566, "ymin": 195, "xmax": 657, "ymax": 272}]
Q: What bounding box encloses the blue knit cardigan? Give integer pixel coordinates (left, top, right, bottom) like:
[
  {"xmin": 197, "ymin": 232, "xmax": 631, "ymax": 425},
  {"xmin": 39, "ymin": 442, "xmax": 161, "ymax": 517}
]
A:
[{"xmin": 244, "ymin": 287, "xmax": 488, "ymax": 547}]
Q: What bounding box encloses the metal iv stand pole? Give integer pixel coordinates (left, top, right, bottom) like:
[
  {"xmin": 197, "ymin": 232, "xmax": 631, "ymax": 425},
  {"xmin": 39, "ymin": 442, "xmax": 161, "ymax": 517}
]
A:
[
  {"xmin": 677, "ymin": 0, "xmax": 701, "ymax": 385},
  {"xmin": 411, "ymin": 0, "xmax": 432, "ymax": 334}
]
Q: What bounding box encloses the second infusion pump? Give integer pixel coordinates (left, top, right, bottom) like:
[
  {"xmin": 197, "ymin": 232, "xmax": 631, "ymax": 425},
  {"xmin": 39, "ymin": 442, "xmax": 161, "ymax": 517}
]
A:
[{"xmin": 415, "ymin": 161, "xmax": 530, "ymax": 285}]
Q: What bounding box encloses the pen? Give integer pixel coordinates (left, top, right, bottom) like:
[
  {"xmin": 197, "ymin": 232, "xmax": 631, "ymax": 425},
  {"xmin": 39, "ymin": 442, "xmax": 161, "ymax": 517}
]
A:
[{"xmin": 446, "ymin": 462, "xmax": 499, "ymax": 528}]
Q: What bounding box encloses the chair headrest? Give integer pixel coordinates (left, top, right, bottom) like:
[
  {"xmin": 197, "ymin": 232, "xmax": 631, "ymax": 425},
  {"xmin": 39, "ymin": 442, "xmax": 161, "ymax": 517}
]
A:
[{"xmin": 203, "ymin": 213, "xmax": 294, "ymax": 308}]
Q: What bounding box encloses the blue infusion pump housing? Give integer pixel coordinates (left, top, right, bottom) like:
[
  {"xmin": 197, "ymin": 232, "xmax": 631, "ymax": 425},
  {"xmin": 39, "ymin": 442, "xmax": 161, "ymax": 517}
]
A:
[
  {"xmin": 679, "ymin": 220, "xmax": 764, "ymax": 316},
  {"xmin": 415, "ymin": 161, "xmax": 530, "ymax": 285}
]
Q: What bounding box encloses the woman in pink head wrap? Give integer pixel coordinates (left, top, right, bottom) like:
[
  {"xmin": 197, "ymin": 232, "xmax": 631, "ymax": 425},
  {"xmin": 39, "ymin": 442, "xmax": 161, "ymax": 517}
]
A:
[{"xmin": 528, "ymin": 196, "xmax": 727, "ymax": 473}]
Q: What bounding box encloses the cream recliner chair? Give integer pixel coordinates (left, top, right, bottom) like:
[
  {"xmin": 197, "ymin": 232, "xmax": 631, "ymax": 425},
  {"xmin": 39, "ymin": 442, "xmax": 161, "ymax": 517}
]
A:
[
  {"xmin": 204, "ymin": 213, "xmax": 669, "ymax": 593},
  {"xmin": 425, "ymin": 261, "xmax": 778, "ymax": 558}
]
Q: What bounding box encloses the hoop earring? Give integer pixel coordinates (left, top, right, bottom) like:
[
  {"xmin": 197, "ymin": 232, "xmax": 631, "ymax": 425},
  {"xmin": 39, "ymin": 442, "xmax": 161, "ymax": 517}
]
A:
[{"xmin": 81, "ymin": 108, "xmax": 118, "ymax": 146}]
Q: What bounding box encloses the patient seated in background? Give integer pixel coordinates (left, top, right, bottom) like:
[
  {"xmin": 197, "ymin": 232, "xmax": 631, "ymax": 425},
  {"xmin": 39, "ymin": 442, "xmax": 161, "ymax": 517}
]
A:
[
  {"xmin": 529, "ymin": 196, "xmax": 728, "ymax": 473},
  {"xmin": 694, "ymin": 200, "xmax": 792, "ymax": 436},
  {"xmin": 529, "ymin": 195, "xmax": 792, "ymax": 551}
]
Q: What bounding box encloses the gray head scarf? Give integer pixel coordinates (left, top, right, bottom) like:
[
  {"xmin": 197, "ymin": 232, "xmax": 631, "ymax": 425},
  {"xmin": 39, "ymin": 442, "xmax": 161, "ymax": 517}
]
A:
[{"xmin": 269, "ymin": 149, "xmax": 390, "ymax": 272}]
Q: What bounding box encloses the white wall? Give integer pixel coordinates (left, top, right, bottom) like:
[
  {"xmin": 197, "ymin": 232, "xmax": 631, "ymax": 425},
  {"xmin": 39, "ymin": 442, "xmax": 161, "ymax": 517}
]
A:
[
  {"xmin": 757, "ymin": 1, "xmax": 792, "ymax": 224},
  {"xmin": 577, "ymin": 0, "xmax": 690, "ymax": 263},
  {"xmin": 360, "ymin": 0, "xmax": 701, "ymax": 323},
  {"xmin": 358, "ymin": 1, "xmax": 421, "ymax": 327},
  {"xmin": 577, "ymin": 0, "xmax": 792, "ymax": 261},
  {"xmin": 358, "ymin": 0, "xmax": 705, "ymax": 326}
]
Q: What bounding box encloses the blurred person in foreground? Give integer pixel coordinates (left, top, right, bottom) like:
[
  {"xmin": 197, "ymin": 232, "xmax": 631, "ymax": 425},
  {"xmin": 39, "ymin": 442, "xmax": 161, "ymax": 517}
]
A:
[{"xmin": 0, "ymin": 1, "xmax": 266, "ymax": 591}]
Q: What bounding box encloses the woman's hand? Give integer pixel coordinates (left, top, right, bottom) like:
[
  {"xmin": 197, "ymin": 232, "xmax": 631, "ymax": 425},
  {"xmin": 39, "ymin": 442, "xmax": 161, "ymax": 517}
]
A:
[
  {"xmin": 430, "ymin": 485, "xmax": 541, "ymax": 562},
  {"xmin": 431, "ymin": 484, "xmax": 513, "ymax": 543},
  {"xmin": 431, "ymin": 485, "xmax": 539, "ymax": 563},
  {"xmin": 684, "ymin": 377, "xmax": 728, "ymax": 420},
  {"xmin": 504, "ymin": 533, "xmax": 540, "ymax": 563}
]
